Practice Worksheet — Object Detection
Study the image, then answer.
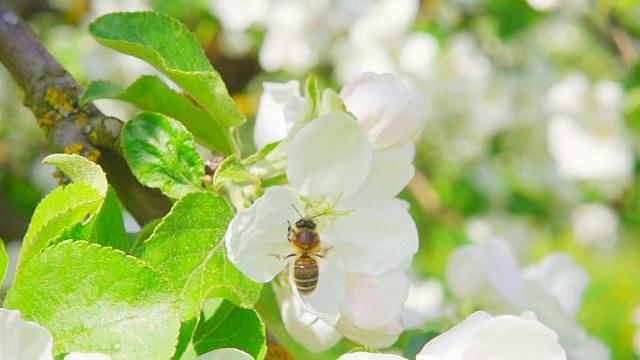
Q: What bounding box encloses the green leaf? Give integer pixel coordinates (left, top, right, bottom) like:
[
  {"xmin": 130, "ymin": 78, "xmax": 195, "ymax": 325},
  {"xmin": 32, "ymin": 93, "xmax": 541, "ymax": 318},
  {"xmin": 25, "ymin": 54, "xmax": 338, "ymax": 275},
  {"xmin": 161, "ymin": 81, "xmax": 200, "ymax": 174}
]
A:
[
  {"xmin": 89, "ymin": 12, "xmax": 245, "ymax": 155},
  {"xmin": 43, "ymin": 153, "xmax": 108, "ymax": 197},
  {"xmin": 172, "ymin": 317, "xmax": 199, "ymax": 360},
  {"xmin": 89, "ymin": 187, "xmax": 129, "ymax": 252},
  {"xmin": 137, "ymin": 192, "xmax": 261, "ymax": 320},
  {"xmin": 18, "ymin": 183, "xmax": 102, "ymax": 269},
  {"xmin": 212, "ymin": 155, "xmax": 260, "ymax": 192},
  {"xmin": 192, "ymin": 299, "xmax": 266, "ymax": 360},
  {"xmin": 4, "ymin": 240, "xmax": 180, "ymax": 359},
  {"xmin": 79, "ymin": 79, "xmax": 124, "ymax": 102},
  {"xmin": 0, "ymin": 239, "xmax": 7, "ymax": 287},
  {"xmin": 82, "ymin": 76, "xmax": 233, "ymax": 154},
  {"xmin": 123, "ymin": 112, "xmax": 205, "ymax": 199}
]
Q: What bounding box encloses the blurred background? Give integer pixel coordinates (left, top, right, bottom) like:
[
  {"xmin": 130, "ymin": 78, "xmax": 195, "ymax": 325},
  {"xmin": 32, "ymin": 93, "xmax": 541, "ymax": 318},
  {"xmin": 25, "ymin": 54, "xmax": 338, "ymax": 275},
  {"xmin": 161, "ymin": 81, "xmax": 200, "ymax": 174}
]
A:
[{"xmin": 1, "ymin": 0, "xmax": 640, "ymax": 358}]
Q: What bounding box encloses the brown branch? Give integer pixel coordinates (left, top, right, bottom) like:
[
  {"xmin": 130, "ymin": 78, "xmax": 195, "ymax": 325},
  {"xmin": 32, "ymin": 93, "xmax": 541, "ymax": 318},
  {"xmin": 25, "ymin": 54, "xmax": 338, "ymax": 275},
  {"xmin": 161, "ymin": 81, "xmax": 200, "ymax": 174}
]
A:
[{"xmin": 0, "ymin": 3, "xmax": 172, "ymax": 226}]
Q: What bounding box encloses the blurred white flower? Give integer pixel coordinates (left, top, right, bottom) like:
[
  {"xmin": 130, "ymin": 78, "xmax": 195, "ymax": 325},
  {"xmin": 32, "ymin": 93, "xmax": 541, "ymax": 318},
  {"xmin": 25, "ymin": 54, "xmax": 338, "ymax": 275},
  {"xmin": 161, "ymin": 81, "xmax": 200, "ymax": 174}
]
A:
[
  {"xmin": 227, "ymin": 113, "xmax": 418, "ymax": 325},
  {"xmin": 209, "ymin": 0, "xmax": 269, "ymax": 32},
  {"xmin": 253, "ymin": 80, "xmax": 305, "ymax": 150},
  {"xmin": 0, "ymin": 309, "xmax": 111, "ymax": 360},
  {"xmin": 401, "ymin": 278, "xmax": 447, "ymax": 330},
  {"xmin": 417, "ymin": 311, "xmax": 567, "ymax": 360},
  {"xmin": 546, "ymin": 74, "xmax": 634, "ymax": 181},
  {"xmin": 444, "ymin": 241, "xmax": 610, "ymax": 359},
  {"xmin": 632, "ymin": 306, "xmax": 640, "ymax": 357},
  {"xmin": 445, "ymin": 239, "xmax": 525, "ymax": 313},
  {"xmin": 522, "ymin": 252, "xmax": 590, "ymax": 317},
  {"xmin": 570, "ymin": 203, "xmax": 619, "ymax": 249}
]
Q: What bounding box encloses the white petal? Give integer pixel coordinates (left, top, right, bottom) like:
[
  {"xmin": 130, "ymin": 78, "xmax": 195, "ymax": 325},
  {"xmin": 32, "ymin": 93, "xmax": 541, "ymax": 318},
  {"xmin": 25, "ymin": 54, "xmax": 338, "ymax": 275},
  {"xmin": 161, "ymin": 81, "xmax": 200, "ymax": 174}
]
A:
[
  {"xmin": 226, "ymin": 186, "xmax": 301, "ymax": 282},
  {"xmin": 338, "ymin": 352, "xmax": 408, "ymax": 360},
  {"xmin": 417, "ymin": 311, "xmax": 493, "ymax": 360},
  {"xmin": 0, "ymin": 309, "xmax": 53, "ymax": 360},
  {"xmin": 195, "ymin": 348, "xmax": 254, "ymax": 360},
  {"xmin": 463, "ymin": 313, "xmax": 567, "ymax": 360},
  {"xmin": 336, "ymin": 315, "xmax": 404, "ymax": 349},
  {"xmin": 340, "ymin": 72, "xmax": 426, "ymax": 150},
  {"xmin": 344, "ymin": 144, "xmax": 416, "ymax": 206},
  {"xmin": 273, "ymin": 282, "xmax": 342, "ymax": 353},
  {"xmin": 292, "ymin": 254, "xmax": 345, "ymax": 325},
  {"xmin": 64, "ymin": 353, "xmax": 112, "ymax": 360},
  {"xmin": 340, "ymin": 271, "xmax": 409, "ymax": 330},
  {"xmin": 327, "ymin": 199, "xmax": 418, "ymax": 276},
  {"xmin": 401, "ymin": 278, "xmax": 446, "ymax": 330},
  {"xmin": 287, "ymin": 112, "xmax": 372, "ymax": 200},
  {"xmin": 444, "ymin": 239, "xmax": 525, "ymax": 312},
  {"xmin": 522, "ymin": 252, "xmax": 589, "ymax": 317},
  {"xmin": 253, "ymin": 80, "xmax": 304, "ymax": 149}
]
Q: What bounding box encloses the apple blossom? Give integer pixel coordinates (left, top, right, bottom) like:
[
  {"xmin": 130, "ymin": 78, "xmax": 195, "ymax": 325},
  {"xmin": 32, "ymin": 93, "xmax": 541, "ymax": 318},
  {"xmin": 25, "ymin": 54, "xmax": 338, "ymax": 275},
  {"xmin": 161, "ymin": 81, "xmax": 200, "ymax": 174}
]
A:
[
  {"xmin": 253, "ymin": 80, "xmax": 305, "ymax": 150},
  {"xmin": 401, "ymin": 277, "xmax": 448, "ymax": 330},
  {"xmin": 226, "ymin": 112, "xmax": 418, "ymax": 342},
  {"xmin": 195, "ymin": 348, "xmax": 254, "ymax": 360},
  {"xmin": 338, "ymin": 352, "xmax": 408, "ymax": 360},
  {"xmin": 339, "ymin": 72, "xmax": 425, "ymax": 150},
  {"xmin": 417, "ymin": 311, "xmax": 567, "ymax": 360}
]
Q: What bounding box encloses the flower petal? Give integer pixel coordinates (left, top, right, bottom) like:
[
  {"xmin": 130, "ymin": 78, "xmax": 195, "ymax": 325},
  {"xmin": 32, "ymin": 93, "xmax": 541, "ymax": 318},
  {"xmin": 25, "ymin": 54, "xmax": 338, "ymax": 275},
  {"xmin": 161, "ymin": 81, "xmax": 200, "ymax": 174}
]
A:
[
  {"xmin": 253, "ymin": 80, "xmax": 304, "ymax": 149},
  {"xmin": 273, "ymin": 282, "xmax": 342, "ymax": 353},
  {"xmin": 339, "ymin": 270, "xmax": 409, "ymax": 330},
  {"xmin": 64, "ymin": 353, "xmax": 112, "ymax": 360},
  {"xmin": 444, "ymin": 239, "xmax": 524, "ymax": 313},
  {"xmin": 226, "ymin": 186, "xmax": 302, "ymax": 282},
  {"xmin": 336, "ymin": 315, "xmax": 404, "ymax": 349},
  {"xmin": 417, "ymin": 311, "xmax": 492, "ymax": 360},
  {"xmin": 340, "ymin": 72, "xmax": 425, "ymax": 150},
  {"xmin": 195, "ymin": 348, "xmax": 255, "ymax": 360},
  {"xmin": 344, "ymin": 144, "xmax": 416, "ymax": 206},
  {"xmin": 287, "ymin": 112, "xmax": 372, "ymax": 200},
  {"xmin": 327, "ymin": 199, "xmax": 418, "ymax": 276},
  {"xmin": 291, "ymin": 254, "xmax": 345, "ymax": 325},
  {"xmin": 338, "ymin": 352, "xmax": 408, "ymax": 360},
  {"xmin": 0, "ymin": 309, "xmax": 53, "ymax": 360}
]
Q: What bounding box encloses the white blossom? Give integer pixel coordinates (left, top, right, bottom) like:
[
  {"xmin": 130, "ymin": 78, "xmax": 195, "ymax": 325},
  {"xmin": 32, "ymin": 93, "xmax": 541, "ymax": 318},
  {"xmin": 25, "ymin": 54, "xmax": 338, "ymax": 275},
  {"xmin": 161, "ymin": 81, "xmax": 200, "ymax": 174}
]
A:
[
  {"xmin": 570, "ymin": 203, "xmax": 619, "ymax": 249},
  {"xmin": 226, "ymin": 112, "xmax": 418, "ymax": 326},
  {"xmin": 338, "ymin": 352, "xmax": 408, "ymax": 360},
  {"xmin": 253, "ymin": 80, "xmax": 305, "ymax": 150},
  {"xmin": 195, "ymin": 348, "xmax": 254, "ymax": 360},
  {"xmin": 417, "ymin": 311, "xmax": 567, "ymax": 360}
]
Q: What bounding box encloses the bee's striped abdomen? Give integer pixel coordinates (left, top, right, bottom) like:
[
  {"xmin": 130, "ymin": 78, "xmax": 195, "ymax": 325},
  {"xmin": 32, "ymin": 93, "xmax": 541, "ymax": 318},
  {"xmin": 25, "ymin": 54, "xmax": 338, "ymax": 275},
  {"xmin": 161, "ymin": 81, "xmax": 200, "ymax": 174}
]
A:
[{"xmin": 293, "ymin": 255, "xmax": 319, "ymax": 295}]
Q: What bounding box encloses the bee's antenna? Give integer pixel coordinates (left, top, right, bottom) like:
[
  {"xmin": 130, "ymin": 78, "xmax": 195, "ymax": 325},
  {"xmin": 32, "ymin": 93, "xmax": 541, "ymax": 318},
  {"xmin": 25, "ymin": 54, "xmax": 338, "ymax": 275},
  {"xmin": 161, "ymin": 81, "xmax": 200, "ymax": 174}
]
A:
[{"xmin": 291, "ymin": 204, "xmax": 304, "ymax": 218}]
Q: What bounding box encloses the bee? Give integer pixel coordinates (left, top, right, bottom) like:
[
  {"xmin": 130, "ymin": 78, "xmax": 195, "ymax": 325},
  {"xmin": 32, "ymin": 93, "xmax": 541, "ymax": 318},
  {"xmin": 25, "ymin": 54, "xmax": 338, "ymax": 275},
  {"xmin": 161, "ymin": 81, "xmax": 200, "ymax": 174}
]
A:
[{"xmin": 279, "ymin": 206, "xmax": 327, "ymax": 296}]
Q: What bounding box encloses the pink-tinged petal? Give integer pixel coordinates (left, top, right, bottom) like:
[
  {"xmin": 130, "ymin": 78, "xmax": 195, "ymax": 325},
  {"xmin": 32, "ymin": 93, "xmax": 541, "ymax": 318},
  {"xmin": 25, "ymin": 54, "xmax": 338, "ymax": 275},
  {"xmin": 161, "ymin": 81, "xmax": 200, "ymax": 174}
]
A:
[
  {"xmin": 287, "ymin": 112, "xmax": 372, "ymax": 200},
  {"xmin": 344, "ymin": 144, "xmax": 416, "ymax": 206},
  {"xmin": 336, "ymin": 315, "xmax": 404, "ymax": 349},
  {"xmin": 338, "ymin": 352, "xmax": 408, "ymax": 360},
  {"xmin": 225, "ymin": 186, "xmax": 302, "ymax": 282},
  {"xmin": 273, "ymin": 282, "xmax": 342, "ymax": 353},
  {"xmin": 340, "ymin": 72, "xmax": 426, "ymax": 150},
  {"xmin": 340, "ymin": 271, "xmax": 409, "ymax": 331},
  {"xmin": 0, "ymin": 309, "xmax": 53, "ymax": 360},
  {"xmin": 444, "ymin": 240, "xmax": 524, "ymax": 313},
  {"xmin": 253, "ymin": 80, "xmax": 304, "ymax": 149},
  {"xmin": 291, "ymin": 254, "xmax": 345, "ymax": 326},
  {"xmin": 327, "ymin": 199, "xmax": 418, "ymax": 276}
]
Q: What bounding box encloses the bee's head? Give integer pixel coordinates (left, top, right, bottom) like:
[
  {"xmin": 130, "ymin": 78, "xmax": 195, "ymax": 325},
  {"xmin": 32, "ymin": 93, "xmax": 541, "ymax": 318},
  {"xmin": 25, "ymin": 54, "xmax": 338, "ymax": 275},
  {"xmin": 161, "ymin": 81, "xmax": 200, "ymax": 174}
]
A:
[{"xmin": 295, "ymin": 219, "xmax": 316, "ymax": 229}]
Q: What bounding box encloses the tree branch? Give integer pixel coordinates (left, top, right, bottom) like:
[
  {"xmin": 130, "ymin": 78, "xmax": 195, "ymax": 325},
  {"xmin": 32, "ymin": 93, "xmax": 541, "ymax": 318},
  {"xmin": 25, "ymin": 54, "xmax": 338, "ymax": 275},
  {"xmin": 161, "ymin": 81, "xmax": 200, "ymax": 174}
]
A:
[{"xmin": 0, "ymin": 3, "xmax": 172, "ymax": 226}]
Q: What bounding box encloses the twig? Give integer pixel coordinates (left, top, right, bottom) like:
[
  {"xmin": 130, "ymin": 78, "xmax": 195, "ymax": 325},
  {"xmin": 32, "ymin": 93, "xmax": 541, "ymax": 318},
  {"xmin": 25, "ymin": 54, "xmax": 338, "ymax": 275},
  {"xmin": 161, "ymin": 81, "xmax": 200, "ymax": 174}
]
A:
[{"xmin": 0, "ymin": 3, "xmax": 172, "ymax": 226}]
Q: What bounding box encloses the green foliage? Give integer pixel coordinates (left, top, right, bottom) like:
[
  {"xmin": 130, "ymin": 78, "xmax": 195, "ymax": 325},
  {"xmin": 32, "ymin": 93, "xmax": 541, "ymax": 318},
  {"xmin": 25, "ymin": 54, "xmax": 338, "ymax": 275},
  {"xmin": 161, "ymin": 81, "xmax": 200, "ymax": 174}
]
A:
[
  {"xmin": 81, "ymin": 76, "xmax": 233, "ymax": 154},
  {"xmin": 123, "ymin": 112, "xmax": 205, "ymax": 199},
  {"xmin": 137, "ymin": 192, "xmax": 262, "ymax": 321},
  {"xmin": 192, "ymin": 299, "xmax": 266, "ymax": 359},
  {"xmin": 0, "ymin": 240, "xmax": 7, "ymax": 287},
  {"xmin": 88, "ymin": 188, "xmax": 129, "ymax": 252},
  {"xmin": 4, "ymin": 240, "xmax": 180, "ymax": 359},
  {"xmin": 89, "ymin": 11, "xmax": 245, "ymax": 155}
]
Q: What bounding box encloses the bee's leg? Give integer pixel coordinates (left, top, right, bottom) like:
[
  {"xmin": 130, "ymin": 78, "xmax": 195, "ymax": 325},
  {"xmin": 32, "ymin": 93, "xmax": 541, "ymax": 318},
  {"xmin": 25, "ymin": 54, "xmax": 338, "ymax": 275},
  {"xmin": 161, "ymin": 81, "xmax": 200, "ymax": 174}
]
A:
[
  {"xmin": 287, "ymin": 220, "xmax": 293, "ymax": 242},
  {"xmin": 271, "ymin": 252, "xmax": 296, "ymax": 260}
]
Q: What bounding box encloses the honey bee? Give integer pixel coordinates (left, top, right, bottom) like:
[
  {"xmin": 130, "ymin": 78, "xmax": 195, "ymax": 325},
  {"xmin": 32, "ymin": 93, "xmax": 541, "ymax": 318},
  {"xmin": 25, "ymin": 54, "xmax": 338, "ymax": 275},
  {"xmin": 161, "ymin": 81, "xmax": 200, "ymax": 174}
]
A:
[{"xmin": 278, "ymin": 207, "xmax": 327, "ymax": 296}]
